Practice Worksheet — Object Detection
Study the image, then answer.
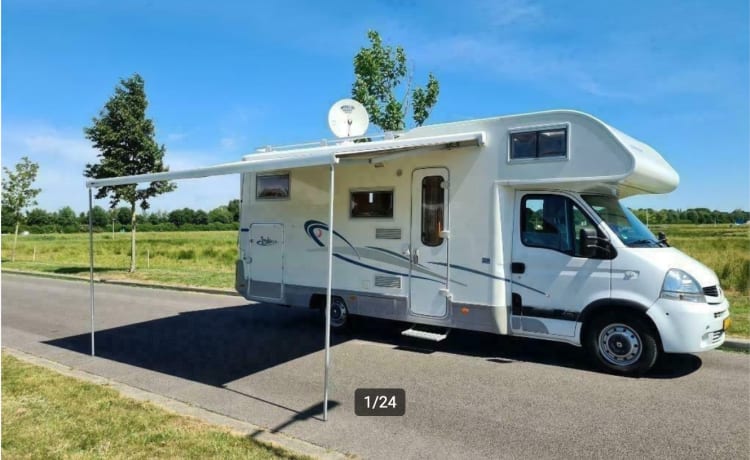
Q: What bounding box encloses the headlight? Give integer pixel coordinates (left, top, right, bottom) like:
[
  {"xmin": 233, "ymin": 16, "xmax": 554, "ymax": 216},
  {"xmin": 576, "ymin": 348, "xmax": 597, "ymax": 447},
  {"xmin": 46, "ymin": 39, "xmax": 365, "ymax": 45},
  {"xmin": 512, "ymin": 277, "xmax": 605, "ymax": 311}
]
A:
[{"xmin": 660, "ymin": 269, "xmax": 706, "ymax": 303}]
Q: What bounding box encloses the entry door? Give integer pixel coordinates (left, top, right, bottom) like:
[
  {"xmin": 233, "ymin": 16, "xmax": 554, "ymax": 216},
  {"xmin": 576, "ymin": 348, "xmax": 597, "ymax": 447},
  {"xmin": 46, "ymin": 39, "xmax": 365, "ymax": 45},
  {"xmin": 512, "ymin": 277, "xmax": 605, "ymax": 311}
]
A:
[
  {"xmin": 510, "ymin": 193, "xmax": 611, "ymax": 337},
  {"xmin": 409, "ymin": 168, "xmax": 449, "ymax": 317},
  {"xmin": 248, "ymin": 223, "xmax": 284, "ymax": 301}
]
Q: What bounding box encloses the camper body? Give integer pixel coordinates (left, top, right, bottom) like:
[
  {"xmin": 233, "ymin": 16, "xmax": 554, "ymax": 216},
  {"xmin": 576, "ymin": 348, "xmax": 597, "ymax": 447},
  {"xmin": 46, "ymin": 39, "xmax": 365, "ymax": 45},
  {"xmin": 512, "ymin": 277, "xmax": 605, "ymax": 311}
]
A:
[{"xmin": 235, "ymin": 110, "xmax": 730, "ymax": 375}]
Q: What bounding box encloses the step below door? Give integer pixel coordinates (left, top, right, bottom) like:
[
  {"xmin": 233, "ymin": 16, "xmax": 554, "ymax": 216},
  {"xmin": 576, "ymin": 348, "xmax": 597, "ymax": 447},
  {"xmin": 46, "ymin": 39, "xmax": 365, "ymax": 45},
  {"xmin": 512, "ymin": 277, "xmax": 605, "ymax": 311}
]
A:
[{"xmin": 248, "ymin": 223, "xmax": 284, "ymax": 301}]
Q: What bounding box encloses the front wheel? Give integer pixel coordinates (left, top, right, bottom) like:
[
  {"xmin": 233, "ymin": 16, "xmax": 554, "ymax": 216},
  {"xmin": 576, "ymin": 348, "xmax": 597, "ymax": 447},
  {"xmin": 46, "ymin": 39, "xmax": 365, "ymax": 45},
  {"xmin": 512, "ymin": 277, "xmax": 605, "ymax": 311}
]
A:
[{"xmin": 585, "ymin": 314, "xmax": 659, "ymax": 376}]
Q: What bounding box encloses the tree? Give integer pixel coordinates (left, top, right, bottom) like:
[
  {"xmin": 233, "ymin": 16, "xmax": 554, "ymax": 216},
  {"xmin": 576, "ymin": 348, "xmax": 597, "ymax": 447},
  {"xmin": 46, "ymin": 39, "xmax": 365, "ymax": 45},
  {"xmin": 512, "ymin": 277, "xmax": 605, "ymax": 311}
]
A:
[
  {"xmin": 147, "ymin": 210, "xmax": 168, "ymax": 225},
  {"xmin": 208, "ymin": 206, "xmax": 232, "ymax": 224},
  {"xmin": 193, "ymin": 209, "xmax": 209, "ymax": 225},
  {"xmin": 56, "ymin": 206, "xmax": 78, "ymax": 232},
  {"xmin": 27, "ymin": 208, "xmax": 53, "ymax": 227},
  {"xmin": 89, "ymin": 206, "xmax": 109, "ymax": 228},
  {"xmin": 2, "ymin": 157, "xmax": 41, "ymax": 261},
  {"xmin": 84, "ymin": 73, "xmax": 176, "ymax": 272},
  {"xmin": 116, "ymin": 206, "xmax": 132, "ymax": 226},
  {"xmin": 352, "ymin": 30, "xmax": 440, "ymax": 132},
  {"xmin": 227, "ymin": 199, "xmax": 240, "ymax": 222},
  {"xmin": 168, "ymin": 208, "xmax": 189, "ymax": 227}
]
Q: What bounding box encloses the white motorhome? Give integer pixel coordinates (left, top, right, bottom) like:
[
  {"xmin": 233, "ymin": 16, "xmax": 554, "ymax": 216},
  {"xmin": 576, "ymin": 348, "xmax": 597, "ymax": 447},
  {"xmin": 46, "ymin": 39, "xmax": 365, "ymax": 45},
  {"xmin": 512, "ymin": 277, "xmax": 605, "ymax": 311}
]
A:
[
  {"xmin": 234, "ymin": 110, "xmax": 730, "ymax": 375},
  {"xmin": 88, "ymin": 108, "xmax": 731, "ymax": 377}
]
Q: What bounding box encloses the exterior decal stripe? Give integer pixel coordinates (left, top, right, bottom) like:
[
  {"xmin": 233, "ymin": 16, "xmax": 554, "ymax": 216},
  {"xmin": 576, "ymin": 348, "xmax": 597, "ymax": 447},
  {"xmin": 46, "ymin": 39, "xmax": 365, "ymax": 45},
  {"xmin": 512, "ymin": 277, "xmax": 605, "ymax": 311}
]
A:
[
  {"xmin": 429, "ymin": 262, "xmax": 548, "ymax": 296},
  {"xmin": 333, "ymin": 254, "xmax": 441, "ymax": 284}
]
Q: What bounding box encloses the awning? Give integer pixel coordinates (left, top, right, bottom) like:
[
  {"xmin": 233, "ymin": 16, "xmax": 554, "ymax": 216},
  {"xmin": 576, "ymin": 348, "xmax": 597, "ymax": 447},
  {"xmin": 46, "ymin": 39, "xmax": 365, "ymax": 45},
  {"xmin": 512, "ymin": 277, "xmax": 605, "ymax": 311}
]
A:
[
  {"xmin": 85, "ymin": 128, "xmax": 485, "ymax": 422},
  {"xmin": 86, "ymin": 131, "xmax": 485, "ymax": 188}
]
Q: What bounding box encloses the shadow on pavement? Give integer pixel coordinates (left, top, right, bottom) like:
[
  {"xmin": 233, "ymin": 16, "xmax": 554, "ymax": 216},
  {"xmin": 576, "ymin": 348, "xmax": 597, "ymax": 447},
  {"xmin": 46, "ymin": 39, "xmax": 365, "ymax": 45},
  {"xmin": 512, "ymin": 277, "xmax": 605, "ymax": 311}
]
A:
[
  {"xmin": 53, "ymin": 266, "xmax": 121, "ymax": 274},
  {"xmin": 45, "ymin": 302, "xmax": 702, "ymax": 392}
]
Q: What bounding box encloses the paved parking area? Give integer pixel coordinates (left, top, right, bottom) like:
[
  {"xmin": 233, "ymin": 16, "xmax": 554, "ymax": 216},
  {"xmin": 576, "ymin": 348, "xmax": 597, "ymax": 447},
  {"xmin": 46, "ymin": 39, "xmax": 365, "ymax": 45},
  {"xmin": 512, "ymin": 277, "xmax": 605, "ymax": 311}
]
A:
[{"xmin": 3, "ymin": 274, "xmax": 749, "ymax": 459}]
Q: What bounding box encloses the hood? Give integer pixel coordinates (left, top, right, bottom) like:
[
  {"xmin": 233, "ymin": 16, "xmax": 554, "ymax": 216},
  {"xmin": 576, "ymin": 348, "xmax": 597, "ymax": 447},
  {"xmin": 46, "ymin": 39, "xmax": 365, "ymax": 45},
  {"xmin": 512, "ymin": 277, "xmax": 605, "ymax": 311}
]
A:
[{"xmin": 652, "ymin": 247, "xmax": 720, "ymax": 289}]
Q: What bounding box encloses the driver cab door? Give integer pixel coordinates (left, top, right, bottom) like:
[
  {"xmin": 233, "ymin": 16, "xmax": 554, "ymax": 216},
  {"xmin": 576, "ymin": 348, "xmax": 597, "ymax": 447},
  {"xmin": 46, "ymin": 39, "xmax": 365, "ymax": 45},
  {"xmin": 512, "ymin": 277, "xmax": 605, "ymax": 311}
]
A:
[{"xmin": 510, "ymin": 192, "xmax": 612, "ymax": 337}]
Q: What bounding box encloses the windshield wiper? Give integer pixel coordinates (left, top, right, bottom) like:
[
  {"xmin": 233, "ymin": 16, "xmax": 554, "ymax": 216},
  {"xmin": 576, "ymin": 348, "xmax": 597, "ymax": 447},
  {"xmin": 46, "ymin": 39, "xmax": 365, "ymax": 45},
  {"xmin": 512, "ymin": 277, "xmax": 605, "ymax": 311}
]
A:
[{"xmin": 627, "ymin": 239, "xmax": 660, "ymax": 247}]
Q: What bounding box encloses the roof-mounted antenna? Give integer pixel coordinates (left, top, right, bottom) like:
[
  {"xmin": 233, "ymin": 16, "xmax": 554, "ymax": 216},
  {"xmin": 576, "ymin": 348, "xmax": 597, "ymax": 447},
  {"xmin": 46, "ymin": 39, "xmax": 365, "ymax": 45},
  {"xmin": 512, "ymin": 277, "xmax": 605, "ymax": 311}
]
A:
[{"xmin": 328, "ymin": 98, "xmax": 369, "ymax": 138}]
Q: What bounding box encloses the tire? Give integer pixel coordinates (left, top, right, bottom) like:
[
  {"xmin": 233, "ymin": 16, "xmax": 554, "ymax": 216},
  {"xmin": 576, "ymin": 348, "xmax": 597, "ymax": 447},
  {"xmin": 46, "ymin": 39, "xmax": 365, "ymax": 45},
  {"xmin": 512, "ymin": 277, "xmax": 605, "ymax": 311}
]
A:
[
  {"xmin": 319, "ymin": 296, "xmax": 349, "ymax": 331},
  {"xmin": 585, "ymin": 313, "xmax": 659, "ymax": 376}
]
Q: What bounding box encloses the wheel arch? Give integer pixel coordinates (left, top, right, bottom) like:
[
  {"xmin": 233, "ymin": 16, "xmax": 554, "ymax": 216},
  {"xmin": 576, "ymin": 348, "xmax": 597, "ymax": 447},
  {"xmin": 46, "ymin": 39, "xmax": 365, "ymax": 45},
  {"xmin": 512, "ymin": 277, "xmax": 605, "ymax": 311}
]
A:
[{"xmin": 579, "ymin": 298, "xmax": 662, "ymax": 350}]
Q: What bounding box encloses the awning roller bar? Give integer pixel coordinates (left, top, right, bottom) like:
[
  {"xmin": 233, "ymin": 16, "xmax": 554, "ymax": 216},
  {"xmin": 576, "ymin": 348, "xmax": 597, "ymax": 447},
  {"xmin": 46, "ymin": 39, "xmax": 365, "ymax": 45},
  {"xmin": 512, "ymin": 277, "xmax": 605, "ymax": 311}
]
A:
[{"xmin": 86, "ymin": 131, "xmax": 485, "ymax": 189}]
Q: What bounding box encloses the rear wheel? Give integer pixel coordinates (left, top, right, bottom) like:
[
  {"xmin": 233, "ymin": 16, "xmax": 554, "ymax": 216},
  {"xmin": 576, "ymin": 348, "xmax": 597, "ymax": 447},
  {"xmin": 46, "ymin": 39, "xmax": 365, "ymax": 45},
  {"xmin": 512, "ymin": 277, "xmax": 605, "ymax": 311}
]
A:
[
  {"xmin": 585, "ymin": 313, "xmax": 658, "ymax": 376},
  {"xmin": 319, "ymin": 296, "xmax": 349, "ymax": 331}
]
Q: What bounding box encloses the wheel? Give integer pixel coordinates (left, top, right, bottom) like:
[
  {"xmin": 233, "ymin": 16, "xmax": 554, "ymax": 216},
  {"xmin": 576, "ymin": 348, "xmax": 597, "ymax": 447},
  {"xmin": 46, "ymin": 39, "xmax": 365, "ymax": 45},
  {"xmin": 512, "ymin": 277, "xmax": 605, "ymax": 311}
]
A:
[
  {"xmin": 585, "ymin": 313, "xmax": 658, "ymax": 376},
  {"xmin": 320, "ymin": 296, "xmax": 349, "ymax": 331}
]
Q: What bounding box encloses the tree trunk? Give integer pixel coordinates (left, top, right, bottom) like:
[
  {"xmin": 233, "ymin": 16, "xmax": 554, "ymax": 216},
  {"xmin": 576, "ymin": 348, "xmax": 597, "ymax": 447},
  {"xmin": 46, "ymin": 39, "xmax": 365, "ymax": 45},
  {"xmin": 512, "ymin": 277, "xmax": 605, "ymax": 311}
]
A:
[
  {"xmin": 129, "ymin": 203, "xmax": 137, "ymax": 273},
  {"xmin": 12, "ymin": 220, "xmax": 19, "ymax": 262}
]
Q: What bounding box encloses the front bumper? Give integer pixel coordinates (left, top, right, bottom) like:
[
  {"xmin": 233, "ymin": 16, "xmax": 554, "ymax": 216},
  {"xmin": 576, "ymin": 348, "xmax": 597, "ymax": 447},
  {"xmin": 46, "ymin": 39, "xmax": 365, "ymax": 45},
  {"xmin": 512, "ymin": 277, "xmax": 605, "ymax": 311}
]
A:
[{"xmin": 647, "ymin": 297, "xmax": 730, "ymax": 353}]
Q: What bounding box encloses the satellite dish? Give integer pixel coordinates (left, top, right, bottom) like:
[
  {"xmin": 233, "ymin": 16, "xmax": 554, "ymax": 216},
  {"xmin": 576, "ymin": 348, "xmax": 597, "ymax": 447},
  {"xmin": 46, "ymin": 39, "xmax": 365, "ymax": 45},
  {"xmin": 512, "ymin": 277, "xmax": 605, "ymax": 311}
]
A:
[{"xmin": 328, "ymin": 98, "xmax": 369, "ymax": 138}]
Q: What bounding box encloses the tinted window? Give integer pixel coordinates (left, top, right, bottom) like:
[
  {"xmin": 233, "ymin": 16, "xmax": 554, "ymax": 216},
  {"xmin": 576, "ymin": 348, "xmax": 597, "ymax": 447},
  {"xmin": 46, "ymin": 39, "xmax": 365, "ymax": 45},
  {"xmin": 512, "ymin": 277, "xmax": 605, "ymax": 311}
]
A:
[
  {"xmin": 511, "ymin": 128, "xmax": 568, "ymax": 159},
  {"xmin": 538, "ymin": 129, "xmax": 566, "ymax": 156},
  {"xmin": 510, "ymin": 132, "xmax": 537, "ymax": 159},
  {"xmin": 521, "ymin": 194, "xmax": 597, "ymax": 257},
  {"xmin": 350, "ymin": 190, "xmax": 394, "ymax": 218},
  {"xmin": 421, "ymin": 176, "xmax": 444, "ymax": 246},
  {"xmin": 256, "ymin": 174, "xmax": 289, "ymax": 199}
]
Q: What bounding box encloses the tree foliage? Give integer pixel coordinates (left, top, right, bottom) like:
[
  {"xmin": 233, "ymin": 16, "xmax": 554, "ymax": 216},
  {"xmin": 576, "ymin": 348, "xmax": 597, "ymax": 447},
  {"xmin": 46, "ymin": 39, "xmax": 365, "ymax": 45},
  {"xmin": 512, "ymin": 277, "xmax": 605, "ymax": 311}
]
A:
[
  {"xmin": 83, "ymin": 73, "xmax": 176, "ymax": 271},
  {"xmin": 352, "ymin": 30, "xmax": 440, "ymax": 132},
  {"xmin": 2, "ymin": 156, "xmax": 41, "ymax": 260},
  {"xmin": 2, "ymin": 157, "xmax": 41, "ymax": 223}
]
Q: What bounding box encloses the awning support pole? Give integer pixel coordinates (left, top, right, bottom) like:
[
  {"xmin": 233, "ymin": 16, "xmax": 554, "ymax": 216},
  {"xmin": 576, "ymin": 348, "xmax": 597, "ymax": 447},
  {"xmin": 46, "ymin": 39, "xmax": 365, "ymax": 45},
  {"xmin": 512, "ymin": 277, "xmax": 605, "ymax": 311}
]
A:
[
  {"xmin": 88, "ymin": 188, "xmax": 95, "ymax": 356},
  {"xmin": 323, "ymin": 163, "xmax": 335, "ymax": 421}
]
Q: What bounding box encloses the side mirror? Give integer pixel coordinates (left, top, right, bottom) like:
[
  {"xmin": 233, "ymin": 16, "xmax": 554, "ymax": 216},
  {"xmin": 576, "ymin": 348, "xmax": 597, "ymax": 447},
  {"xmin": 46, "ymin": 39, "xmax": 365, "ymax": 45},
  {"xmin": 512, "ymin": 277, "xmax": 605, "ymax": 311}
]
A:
[
  {"xmin": 658, "ymin": 231, "xmax": 669, "ymax": 247},
  {"xmin": 580, "ymin": 228, "xmax": 612, "ymax": 258},
  {"xmin": 580, "ymin": 228, "xmax": 599, "ymax": 258}
]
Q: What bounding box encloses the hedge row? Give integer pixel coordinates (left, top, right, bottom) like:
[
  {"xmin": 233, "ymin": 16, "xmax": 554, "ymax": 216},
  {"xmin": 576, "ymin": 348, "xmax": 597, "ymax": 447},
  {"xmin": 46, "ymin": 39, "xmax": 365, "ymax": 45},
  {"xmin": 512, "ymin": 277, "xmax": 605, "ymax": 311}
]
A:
[{"xmin": 2, "ymin": 222, "xmax": 240, "ymax": 234}]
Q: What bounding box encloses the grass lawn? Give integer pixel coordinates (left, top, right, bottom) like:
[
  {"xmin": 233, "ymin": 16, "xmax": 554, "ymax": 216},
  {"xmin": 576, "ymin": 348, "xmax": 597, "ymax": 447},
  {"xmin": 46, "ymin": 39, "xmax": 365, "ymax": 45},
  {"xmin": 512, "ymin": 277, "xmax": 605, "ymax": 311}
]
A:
[
  {"xmin": 2, "ymin": 225, "xmax": 748, "ymax": 337},
  {"xmin": 1, "ymin": 353, "xmax": 306, "ymax": 459},
  {"xmin": 2, "ymin": 231, "xmax": 237, "ymax": 289}
]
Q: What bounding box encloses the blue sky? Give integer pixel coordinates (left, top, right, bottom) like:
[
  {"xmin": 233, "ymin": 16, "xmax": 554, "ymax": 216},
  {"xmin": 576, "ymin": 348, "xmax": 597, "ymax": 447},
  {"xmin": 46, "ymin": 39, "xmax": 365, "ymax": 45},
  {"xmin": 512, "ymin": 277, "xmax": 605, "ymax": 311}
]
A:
[{"xmin": 3, "ymin": 0, "xmax": 748, "ymax": 213}]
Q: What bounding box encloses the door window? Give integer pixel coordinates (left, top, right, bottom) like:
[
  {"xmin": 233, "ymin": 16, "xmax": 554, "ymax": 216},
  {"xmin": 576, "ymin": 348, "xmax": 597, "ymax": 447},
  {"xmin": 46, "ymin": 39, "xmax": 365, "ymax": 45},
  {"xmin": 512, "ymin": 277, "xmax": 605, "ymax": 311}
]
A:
[
  {"xmin": 421, "ymin": 176, "xmax": 444, "ymax": 246},
  {"xmin": 521, "ymin": 194, "xmax": 598, "ymax": 257}
]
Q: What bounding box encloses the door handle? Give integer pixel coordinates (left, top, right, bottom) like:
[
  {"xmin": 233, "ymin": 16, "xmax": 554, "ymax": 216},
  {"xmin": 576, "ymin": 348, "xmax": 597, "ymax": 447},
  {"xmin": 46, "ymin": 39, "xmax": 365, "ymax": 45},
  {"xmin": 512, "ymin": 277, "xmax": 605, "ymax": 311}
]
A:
[
  {"xmin": 413, "ymin": 248, "xmax": 420, "ymax": 265},
  {"xmin": 511, "ymin": 262, "xmax": 525, "ymax": 274}
]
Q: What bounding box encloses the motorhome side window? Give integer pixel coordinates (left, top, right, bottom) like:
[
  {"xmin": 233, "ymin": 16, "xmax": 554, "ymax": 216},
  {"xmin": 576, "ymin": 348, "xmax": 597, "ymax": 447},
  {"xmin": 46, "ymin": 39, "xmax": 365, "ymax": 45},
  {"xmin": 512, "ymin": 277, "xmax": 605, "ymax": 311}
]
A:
[
  {"xmin": 510, "ymin": 128, "xmax": 567, "ymax": 159},
  {"xmin": 256, "ymin": 173, "xmax": 290, "ymax": 199},
  {"xmin": 421, "ymin": 176, "xmax": 444, "ymax": 246},
  {"xmin": 521, "ymin": 195, "xmax": 597, "ymax": 257},
  {"xmin": 350, "ymin": 190, "xmax": 394, "ymax": 218}
]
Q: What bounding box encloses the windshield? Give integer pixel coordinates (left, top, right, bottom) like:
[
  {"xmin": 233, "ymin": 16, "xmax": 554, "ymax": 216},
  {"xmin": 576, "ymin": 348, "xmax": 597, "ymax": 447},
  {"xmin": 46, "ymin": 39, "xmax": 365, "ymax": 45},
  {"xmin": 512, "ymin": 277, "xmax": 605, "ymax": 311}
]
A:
[{"xmin": 582, "ymin": 195, "xmax": 662, "ymax": 247}]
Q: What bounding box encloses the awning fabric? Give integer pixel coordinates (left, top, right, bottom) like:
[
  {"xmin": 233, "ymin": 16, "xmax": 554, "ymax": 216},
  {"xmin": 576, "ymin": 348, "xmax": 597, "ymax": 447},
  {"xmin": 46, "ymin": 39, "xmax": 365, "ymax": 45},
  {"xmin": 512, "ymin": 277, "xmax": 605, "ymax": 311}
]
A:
[{"xmin": 86, "ymin": 131, "xmax": 485, "ymax": 188}]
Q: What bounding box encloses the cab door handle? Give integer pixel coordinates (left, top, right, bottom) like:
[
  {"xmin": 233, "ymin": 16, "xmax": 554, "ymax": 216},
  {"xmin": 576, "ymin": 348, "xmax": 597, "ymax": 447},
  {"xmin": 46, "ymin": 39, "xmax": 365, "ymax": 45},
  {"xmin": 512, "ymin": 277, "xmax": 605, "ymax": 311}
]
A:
[{"xmin": 511, "ymin": 262, "xmax": 525, "ymax": 274}]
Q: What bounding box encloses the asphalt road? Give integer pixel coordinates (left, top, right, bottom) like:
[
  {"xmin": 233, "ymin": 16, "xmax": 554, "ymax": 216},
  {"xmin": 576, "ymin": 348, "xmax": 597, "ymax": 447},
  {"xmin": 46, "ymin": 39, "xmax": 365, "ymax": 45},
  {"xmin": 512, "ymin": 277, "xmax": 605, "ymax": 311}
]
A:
[{"xmin": 2, "ymin": 273, "xmax": 749, "ymax": 459}]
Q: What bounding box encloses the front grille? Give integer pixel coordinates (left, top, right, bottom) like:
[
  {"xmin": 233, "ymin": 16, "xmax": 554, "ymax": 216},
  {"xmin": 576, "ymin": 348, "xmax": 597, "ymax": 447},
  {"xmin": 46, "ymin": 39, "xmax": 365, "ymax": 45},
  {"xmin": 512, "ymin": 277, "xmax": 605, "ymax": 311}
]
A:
[
  {"xmin": 711, "ymin": 330, "xmax": 723, "ymax": 343},
  {"xmin": 703, "ymin": 285, "xmax": 719, "ymax": 297},
  {"xmin": 714, "ymin": 310, "xmax": 726, "ymax": 319}
]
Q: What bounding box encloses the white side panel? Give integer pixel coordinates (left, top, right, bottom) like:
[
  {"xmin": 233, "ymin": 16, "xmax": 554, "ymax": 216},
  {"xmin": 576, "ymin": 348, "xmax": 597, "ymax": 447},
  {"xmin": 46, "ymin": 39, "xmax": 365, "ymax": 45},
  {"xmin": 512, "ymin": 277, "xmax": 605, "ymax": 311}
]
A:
[{"xmin": 248, "ymin": 223, "xmax": 284, "ymax": 301}]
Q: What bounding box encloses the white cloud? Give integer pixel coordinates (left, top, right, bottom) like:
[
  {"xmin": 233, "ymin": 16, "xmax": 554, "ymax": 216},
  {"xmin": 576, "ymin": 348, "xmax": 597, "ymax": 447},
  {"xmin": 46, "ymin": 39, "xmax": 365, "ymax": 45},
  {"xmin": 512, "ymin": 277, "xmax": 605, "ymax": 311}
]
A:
[
  {"xmin": 165, "ymin": 132, "xmax": 187, "ymax": 143},
  {"xmin": 2, "ymin": 122, "xmax": 239, "ymax": 213},
  {"xmin": 3, "ymin": 123, "xmax": 97, "ymax": 164},
  {"xmin": 469, "ymin": 0, "xmax": 542, "ymax": 26},
  {"xmin": 220, "ymin": 136, "xmax": 238, "ymax": 150}
]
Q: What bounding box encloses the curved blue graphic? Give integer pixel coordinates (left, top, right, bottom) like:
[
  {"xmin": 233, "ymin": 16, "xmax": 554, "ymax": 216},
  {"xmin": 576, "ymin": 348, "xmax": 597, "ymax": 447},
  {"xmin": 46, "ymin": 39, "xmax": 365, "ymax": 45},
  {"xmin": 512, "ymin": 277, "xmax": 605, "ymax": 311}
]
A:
[
  {"xmin": 303, "ymin": 220, "xmax": 445, "ymax": 284},
  {"xmin": 302, "ymin": 220, "xmax": 545, "ymax": 295},
  {"xmin": 304, "ymin": 220, "xmax": 360, "ymax": 257},
  {"xmin": 429, "ymin": 262, "xmax": 548, "ymax": 296}
]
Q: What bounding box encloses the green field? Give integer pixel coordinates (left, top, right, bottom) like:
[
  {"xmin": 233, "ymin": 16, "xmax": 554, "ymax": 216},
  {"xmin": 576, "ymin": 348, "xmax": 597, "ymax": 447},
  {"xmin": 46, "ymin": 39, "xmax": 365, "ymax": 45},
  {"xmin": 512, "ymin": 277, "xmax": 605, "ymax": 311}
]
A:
[
  {"xmin": 1, "ymin": 353, "xmax": 304, "ymax": 459},
  {"xmin": 2, "ymin": 226, "xmax": 748, "ymax": 336}
]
